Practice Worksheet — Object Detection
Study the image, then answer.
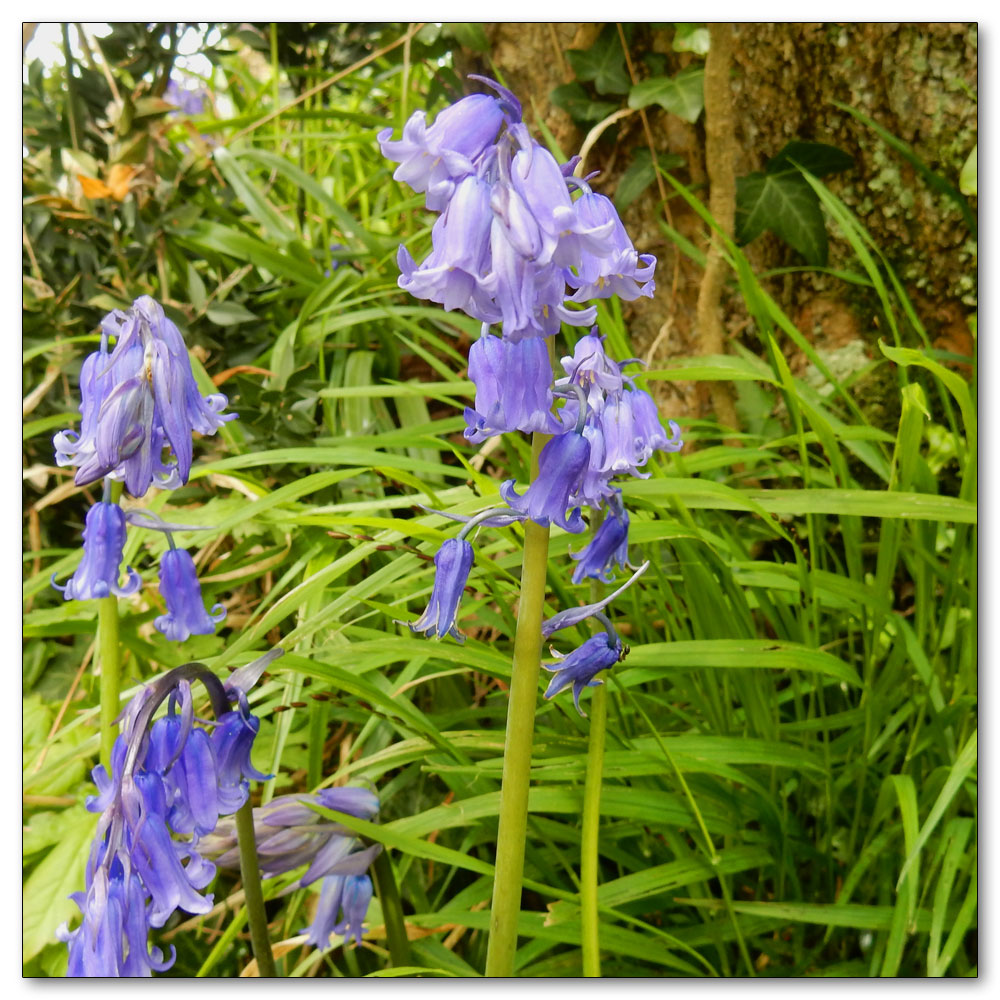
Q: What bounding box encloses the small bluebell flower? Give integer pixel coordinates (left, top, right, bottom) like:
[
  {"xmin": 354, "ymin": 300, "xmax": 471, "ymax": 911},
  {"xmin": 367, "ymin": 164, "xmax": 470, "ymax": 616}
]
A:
[
  {"xmin": 165, "ymin": 78, "xmax": 207, "ymax": 116},
  {"xmin": 543, "ymin": 633, "xmax": 623, "ymax": 715},
  {"xmin": 55, "ymin": 296, "xmax": 235, "ymax": 497},
  {"xmin": 379, "ymin": 91, "xmax": 508, "ymax": 211},
  {"xmin": 402, "ymin": 537, "xmax": 475, "ymax": 641},
  {"xmin": 464, "ymin": 331, "xmax": 562, "ymax": 442},
  {"xmin": 210, "ymin": 708, "xmax": 270, "ymax": 815},
  {"xmin": 630, "ymin": 389, "xmax": 683, "ymax": 459},
  {"xmin": 335, "ymin": 874, "xmax": 374, "ymax": 948},
  {"xmin": 52, "ymin": 501, "xmax": 141, "ymax": 601},
  {"xmin": 571, "ymin": 502, "xmax": 630, "ymax": 585},
  {"xmin": 598, "ymin": 392, "xmax": 649, "ymax": 479},
  {"xmin": 559, "ymin": 330, "xmax": 634, "ymax": 412},
  {"xmin": 565, "ymin": 191, "xmax": 656, "ymax": 302},
  {"xmin": 500, "ymin": 430, "xmax": 591, "ymax": 533},
  {"xmin": 154, "ymin": 547, "xmax": 226, "ymax": 642}
]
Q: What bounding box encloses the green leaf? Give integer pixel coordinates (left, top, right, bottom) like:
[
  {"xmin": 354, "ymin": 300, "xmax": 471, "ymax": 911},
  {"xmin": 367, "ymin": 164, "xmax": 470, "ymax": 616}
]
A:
[
  {"xmin": 549, "ymin": 83, "xmax": 619, "ymax": 124},
  {"xmin": 23, "ymin": 807, "xmax": 98, "ymax": 960},
  {"xmin": 673, "ymin": 24, "xmax": 710, "ymax": 55},
  {"xmin": 615, "ymin": 148, "xmax": 685, "ymax": 212},
  {"xmin": 736, "ymin": 170, "xmax": 828, "ymax": 265},
  {"xmin": 567, "ymin": 29, "xmax": 631, "ymax": 95},
  {"xmin": 206, "ymin": 301, "xmax": 258, "ymax": 326},
  {"xmin": 767, "ymin": 140, "xmax": 854, "ymax": 178},
  {"xmin": 959, "ymin": 143, "xmax": 977, "ymax": 196},
  {"xmin": 444, "ymin": 23, "xmax": 490, "ymax": 53},
  {"xmin": 628, "ymin": 67, "xmax": 705, "ymax": 123}
]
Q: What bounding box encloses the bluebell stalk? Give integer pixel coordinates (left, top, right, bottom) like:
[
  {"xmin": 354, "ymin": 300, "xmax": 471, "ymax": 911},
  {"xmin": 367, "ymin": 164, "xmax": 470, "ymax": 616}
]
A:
[
  {"xmin": 59, "ymin": 652, "xmax": 281, "ymax": 977},
  {"xmin": 52, "ymin": 500, "xmax": 141, "ymax": 601},
  {"xmin": 54, "ymin": 296, "xmax": 235, "ymax": 498}
]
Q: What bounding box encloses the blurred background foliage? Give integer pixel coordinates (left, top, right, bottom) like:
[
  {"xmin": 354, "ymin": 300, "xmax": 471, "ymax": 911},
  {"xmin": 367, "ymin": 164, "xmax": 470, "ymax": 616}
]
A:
[{"xmin": 23, "ymin": 22, "xmax": 976, "ymax": 979}]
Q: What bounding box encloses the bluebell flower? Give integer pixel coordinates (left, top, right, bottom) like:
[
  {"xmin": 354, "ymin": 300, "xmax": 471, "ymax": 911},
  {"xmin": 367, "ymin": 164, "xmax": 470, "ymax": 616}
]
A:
[
  {"xmin": 464, "ymin": 331, "xmax": 562, "ymax": 442},
  {"xmin": 62, "ymin": 662, "xmax": 271, "ymax": 976},
  {"xmin": 210, "ymin": 708, "xmax": 270, "ymax": 815},
  {"xmin": 402, "ymin": 538, "xmax": 474, "ymax": 641},
  {"xmin": 565, "ymin": 191, "xmax": 656, "ymax": 302},
  {"xmin": 543, "ymin": 633, "xmax": 623, "ymax": 715},
  {"xmin": 52, "ymin": 501, "xmax": 141, "ymax": 601},
  {"xmin": 397, "ymin": 176, "xmax": 498, "ymax": 319},
  {"xmin": 630, "ymin": 389, "xmax": 683, "ymax": 459},
  {"xmin": 335, "ymin": 875, "xmax": 374, "ymax": 948},
  {"xmin": 559, "ymin": 331, "xmax": 632, "ymax": 412},
  {"xmin": 165, "ymin": 78, "xmax": 207, "ymax": 116},
  {"xmin": 571, "ymin": 502, "xmax": 630, "ymax": 584},
  {"xmin": 379, "ymin": 91, "xmax": 508, "ymax": 211},
  {"xmin": 154, "ymin": 547, "xmax": 226, "ymax": 642},
  {"xmin": 304, "ymin": 874, "xmax": 346, "ymax": 950},
  {"xmin": 598, "ymin": 392, "xmax": 649, "ymax": 479},
  {"xmin": 500, "ymin": 430, "xmax": 591, "ymax": 533},
  {"xmin": 54, "ymin": 296, "xmax": 235, "ymax": 497}
]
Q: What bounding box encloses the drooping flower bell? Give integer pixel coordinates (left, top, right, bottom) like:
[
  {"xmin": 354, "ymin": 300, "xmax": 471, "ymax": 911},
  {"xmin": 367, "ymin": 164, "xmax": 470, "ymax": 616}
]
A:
[
  {"xmin": 463, "ymin": 330, "xmax": 562, "ymax": 443},
  {"xmin": 500, "ymin": 429, "xmax": 591, "ymax": 533},
  {"xmin": 401, "ymin": 537, "xmax": 475, "ymax": 641},
  {"xmin": 52, "ymin": 501, "xmax": 141, "ymax": 601},
  {"xmin": 154, "ymin": 546, "xmax": 226, "ymax": 642},
  {"xmin": 198, "ymin": 785, "xmax": 382, "ymax": 950},
  {"xmin": 53, "ymin": 296, "xmax": 235, "ymax": 498},
  {"xmin": 543, "ymin": 632, "xmax": 623, "ymax": 716},
  {"xmin": 570, "ymin": 497, "xmax": 630, "ymax": 585}
]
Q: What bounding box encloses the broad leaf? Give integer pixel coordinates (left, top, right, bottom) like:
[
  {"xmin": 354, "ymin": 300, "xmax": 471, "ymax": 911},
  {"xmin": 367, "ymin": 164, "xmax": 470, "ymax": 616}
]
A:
[
  {"xmin": 736, "ymin": 171, "xmax": 828, "ymax": 265},
  {"xmin": 615, "ymin": 148, "xmax": 686, "ymax": 212},
  {"xmin": 549, "ymin": 82, "xmax": 618, "ymax": 124},
  {"xmin": 566, "ymin": 28, "xmax": 631, "ymax": 95},
  {"xmin": 767, "ymin": 140, "xmax": 854, "ymax": 178},
  {"xmin": 628, "ymin": 66, "xmax": 705, "ymax": 123},
  {"xmin": 673, "ymin": 23, "xmax": 710, "ymax": 55}
]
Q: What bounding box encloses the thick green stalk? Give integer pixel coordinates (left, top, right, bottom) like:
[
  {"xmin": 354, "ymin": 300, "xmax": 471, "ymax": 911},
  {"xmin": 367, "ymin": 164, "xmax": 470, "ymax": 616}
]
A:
[
  {"xmin": 371, "ymin": 849, "xmax": 411, "ymax": 968},
  {"xmin": 97, "ymin": 595, "xmax": 120, "ymax": 768},
  {"xmin": 580, "ymin": 515, "xmax": 608, "ymax": 977},
  {"xmin": 234, "ymin": 799, "xmax": 276, "ymax": 977},
  {"xmin": 485, "ymin": 432, "xmax": 550, "ymax": 978},
  {"xmin": 580, "ymin": 681, "xmax": 607, "ymax": 976},
  {"xmin": 98, "ymin": 479, "xmax": 125, "ymax": 769}
]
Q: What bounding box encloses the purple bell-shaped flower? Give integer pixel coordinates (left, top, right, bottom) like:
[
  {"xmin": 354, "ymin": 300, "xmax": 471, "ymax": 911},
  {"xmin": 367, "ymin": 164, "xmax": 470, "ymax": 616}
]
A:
[
  {"xmin": 154, "ymin": 547, "xmax": 226, "ymax": 642},
  {"xmin": 53, "ymin": 501, "xmax": 141, "ymax": 601}
]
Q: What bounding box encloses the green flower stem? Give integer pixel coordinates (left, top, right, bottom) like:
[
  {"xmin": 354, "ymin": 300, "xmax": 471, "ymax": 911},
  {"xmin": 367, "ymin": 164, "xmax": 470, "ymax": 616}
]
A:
[
  {"xmin": 485, "ymin": 431, "xmax": 551, "ymax": 978},
  {"xmin": 580, "ymin": 681, "xmax": 608, "ymax": 976},
  {"xmin": 97, "ymin": 595, "xmax": 121, "ymax": 769},
  {"xmin": 234, "ymin": 798, "xmax": 276, "ymax": 978},
  {"xmin": 580, "ymin": 514, "xmax": 608, "ymax": 978},
  {"xmin": 98, "ymin": 479, "xmax": 125, "ymax": 769},
  {"xmin": 371, "ymin": 849, "xmax": 411, "ymax": 968}
]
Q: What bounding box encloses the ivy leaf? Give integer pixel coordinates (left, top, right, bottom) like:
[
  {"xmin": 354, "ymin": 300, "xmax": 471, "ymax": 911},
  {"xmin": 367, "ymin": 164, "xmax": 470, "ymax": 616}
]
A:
[
  {"xmin": 615, "ymin": 148, "xmax": 686, "ymax": 212},
  {"xmin": 673, "ymin": 23, "xmax": 710, "ymax": 55},
  {"xmin": 767, "ymin": 141, "xmax": 853, "ymax": 178},
  {"xmin": 628, "ymin": 66, "xmax": 705, "ymax": 123},
  {"xmin": 550, "ymin": 83, "xmax": 619, "ymax": 124},
  {"xmin": 566, "ymin": 28, "xmax": 631, "ymax": 95},
  {"xmin": 736, "ymin": 171, "xmax": 829, "ymax": 265}
]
